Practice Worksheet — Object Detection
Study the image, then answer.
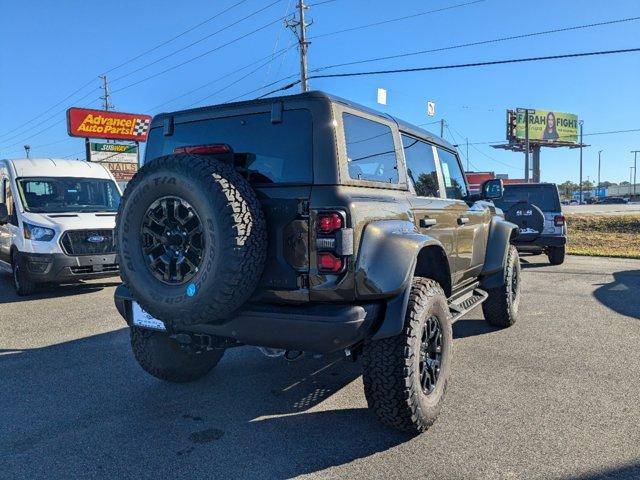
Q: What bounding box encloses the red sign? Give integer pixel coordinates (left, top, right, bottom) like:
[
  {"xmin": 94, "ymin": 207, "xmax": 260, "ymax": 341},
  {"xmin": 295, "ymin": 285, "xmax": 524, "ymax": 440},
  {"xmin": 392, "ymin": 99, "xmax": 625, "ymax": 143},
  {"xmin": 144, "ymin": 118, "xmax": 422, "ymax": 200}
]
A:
[{"xmin": 67, "ymin": 107, "xmax": 152, "ymax": 142}]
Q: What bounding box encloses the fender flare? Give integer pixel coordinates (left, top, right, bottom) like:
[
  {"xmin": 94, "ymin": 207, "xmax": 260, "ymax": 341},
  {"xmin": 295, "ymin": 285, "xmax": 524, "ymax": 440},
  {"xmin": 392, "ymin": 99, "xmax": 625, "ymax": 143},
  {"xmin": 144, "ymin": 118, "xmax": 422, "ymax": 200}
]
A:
[
  {"xmin": 479, "ymin": 216, "xmax": 518, "ymax": 290},
  {"xmin": 354, "ymin": 220, "xmax": 449, "ymax": 340}
]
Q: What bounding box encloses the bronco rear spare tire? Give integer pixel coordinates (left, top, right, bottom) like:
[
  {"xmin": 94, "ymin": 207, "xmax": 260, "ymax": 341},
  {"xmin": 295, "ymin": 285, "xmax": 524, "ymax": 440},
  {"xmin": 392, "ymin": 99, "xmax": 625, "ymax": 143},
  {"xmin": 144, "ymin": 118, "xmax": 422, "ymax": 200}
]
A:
[{"xmin": 116, "ymin": 154, "xmax": 267, "ymax": 326}]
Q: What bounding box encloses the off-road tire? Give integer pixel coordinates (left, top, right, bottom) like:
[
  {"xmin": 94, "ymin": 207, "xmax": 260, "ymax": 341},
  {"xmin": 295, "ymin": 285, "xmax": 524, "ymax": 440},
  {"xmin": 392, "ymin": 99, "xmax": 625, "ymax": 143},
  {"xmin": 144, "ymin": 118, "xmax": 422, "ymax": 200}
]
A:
[
  {"xmin": 12, "ymin": 251, "xmax": 36, "ymax": 296},
  {"xmin": 482, "ymin": 245, "xmax": 521, "ymax": 328},
  {"xmin": 130, "ymin": 327, "xmax": 225, "ymax": 383},
  {"xmin": 362, "ymin": 278, "xmax": 453, "ymax": 434},
  {"xmin": 547, "ymin": 245, "xmax": 565, "ymax": 265},
  {"xmin": 116, "ymin": 154, "xmax": 267, "ymax": 327}
]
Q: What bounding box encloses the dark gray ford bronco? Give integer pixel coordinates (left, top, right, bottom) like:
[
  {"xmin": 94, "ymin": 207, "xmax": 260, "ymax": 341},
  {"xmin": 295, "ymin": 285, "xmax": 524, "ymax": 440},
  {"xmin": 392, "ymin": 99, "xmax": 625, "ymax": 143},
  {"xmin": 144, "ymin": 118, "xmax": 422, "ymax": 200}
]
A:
[{"xmin": 114, "ymin": 91, "xmax": 520, "ymax": 433}]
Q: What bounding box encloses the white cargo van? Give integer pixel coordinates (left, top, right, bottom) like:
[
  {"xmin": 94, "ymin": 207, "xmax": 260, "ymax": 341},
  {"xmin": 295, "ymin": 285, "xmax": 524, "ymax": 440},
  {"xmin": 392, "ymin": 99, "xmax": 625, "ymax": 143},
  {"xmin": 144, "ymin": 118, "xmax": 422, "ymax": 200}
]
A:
[{"xmin": 0, "ymin": 158, "xmax": 122, "ymax": 295}]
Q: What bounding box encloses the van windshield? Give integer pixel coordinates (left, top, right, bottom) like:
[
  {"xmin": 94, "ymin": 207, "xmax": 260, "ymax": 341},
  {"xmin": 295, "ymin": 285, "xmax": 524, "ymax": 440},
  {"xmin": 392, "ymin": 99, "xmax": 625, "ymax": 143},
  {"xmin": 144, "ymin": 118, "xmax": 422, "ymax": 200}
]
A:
[{"xmin": 17, "ymin": 177, "xmax": 121, "ymax": 213}]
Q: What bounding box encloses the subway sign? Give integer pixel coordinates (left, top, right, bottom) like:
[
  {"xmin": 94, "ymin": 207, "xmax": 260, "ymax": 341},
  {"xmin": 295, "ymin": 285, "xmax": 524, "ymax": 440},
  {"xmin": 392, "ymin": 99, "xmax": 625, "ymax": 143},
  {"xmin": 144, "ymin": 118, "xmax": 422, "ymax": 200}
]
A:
[{"xmin": 67, "ymin": 107, "xmax": 152, "ymax": 142}]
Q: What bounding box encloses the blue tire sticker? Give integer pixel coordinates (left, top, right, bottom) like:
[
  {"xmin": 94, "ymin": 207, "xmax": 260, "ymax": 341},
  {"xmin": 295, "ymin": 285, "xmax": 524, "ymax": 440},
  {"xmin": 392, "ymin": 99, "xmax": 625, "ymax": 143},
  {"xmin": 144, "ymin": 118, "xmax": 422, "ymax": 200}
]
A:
[{"xmin": 186, "ymin": 283, "xmax": 197, "ymax": 297}]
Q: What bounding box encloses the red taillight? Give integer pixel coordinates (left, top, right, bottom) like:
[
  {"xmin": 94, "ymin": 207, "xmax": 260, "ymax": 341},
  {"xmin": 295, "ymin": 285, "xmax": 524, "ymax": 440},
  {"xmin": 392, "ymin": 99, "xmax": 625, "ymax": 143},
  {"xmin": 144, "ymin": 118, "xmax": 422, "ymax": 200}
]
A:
[
  {"xmin": 317, "ymin": 213, "xmax": 343, "ymax": 234},
  {"xmin": 318, "ymin": 252, "xmax": 343, "ymax": 273},
  {"xmin": 174, "ymin": 143, "xmax": 231, "ymax": 155},
  {"xmin": 554, "ymin": 215, "xmax": 565, "ymax": 227}
]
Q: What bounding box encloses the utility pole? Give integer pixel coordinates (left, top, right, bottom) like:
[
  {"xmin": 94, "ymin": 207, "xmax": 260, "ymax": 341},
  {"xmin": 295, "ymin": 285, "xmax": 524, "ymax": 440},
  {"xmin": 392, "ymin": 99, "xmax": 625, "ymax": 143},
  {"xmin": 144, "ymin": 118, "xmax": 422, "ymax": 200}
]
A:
[
  {"xmin": 632, "ymin": 150, "xmax": 640, "ymax": 199},
  {"xmin": 286, "ymin": 0, "xmax": 311, "ymax": 92},
  {"xmin": 630, "ymin": 167, "xmax": 635, "ymax": 197},
  {"xmin": 440, "ymin": 119, "xmax": 446, "ymax": 138},
  {"xmin": 579, "ymin": 120, "xmax": 584, "ymax": 204},
  {"xmin": 99, "ymin": 75, "xmax": 113, "ymax": 111},
  {"xmin": 524, "ymin": 109, "xmax": 530, "ymax": 182}
]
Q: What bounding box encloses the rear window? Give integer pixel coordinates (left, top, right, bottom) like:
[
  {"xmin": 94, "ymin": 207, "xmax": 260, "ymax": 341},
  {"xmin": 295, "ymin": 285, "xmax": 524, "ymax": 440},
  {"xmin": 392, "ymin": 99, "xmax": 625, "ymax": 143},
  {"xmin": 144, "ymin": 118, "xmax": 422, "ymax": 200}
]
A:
[
  {"xmin": 495, "ymin": 185, "xmax": 561, "ymax": 212},
  {"xmin": 145, "ymin": 109, "xmax": 312, "ymax": 184}
]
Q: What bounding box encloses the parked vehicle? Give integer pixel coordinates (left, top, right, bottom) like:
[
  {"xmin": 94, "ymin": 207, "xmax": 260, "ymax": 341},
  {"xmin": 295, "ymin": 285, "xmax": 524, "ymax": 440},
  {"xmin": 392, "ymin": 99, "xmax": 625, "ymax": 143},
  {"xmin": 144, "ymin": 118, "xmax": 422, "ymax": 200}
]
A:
[
  {"xmin": 113, "ymin": 91, "xmax": 520, "ymax": 433},
  {"xmin": 599, "ymin": 196, "xmax": 629, "ymax": 204},
  {"xmin": 0, "ymin": 158, "xmax": 121, "ymax": 295},
  {"xmin": 493, "ymin": 183, "xmax": 566, "ymax": 265}
]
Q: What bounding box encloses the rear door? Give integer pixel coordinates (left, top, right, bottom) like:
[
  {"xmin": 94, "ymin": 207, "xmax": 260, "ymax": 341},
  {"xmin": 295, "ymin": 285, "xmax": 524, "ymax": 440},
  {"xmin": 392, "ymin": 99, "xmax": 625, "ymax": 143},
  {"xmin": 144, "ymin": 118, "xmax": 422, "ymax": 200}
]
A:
[
  {"xmin": 436, "ymin": 147, "xmax": 490, "ymax": 282},
  {"xmin": 402, "ymin": 134, "xmax": 457, "ymax": 274}
]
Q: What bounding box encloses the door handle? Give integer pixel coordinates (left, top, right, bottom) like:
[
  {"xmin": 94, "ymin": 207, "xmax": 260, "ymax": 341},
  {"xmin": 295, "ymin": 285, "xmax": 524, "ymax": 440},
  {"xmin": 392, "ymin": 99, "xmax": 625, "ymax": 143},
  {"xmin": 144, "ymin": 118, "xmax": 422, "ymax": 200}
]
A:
[
  {"xmin": 419, "ymin": 217, "xmax": 438, "ymax": 228},
  {"xmin": 458, "ymin": 217, "xmax": 470, "ymax": 225}
]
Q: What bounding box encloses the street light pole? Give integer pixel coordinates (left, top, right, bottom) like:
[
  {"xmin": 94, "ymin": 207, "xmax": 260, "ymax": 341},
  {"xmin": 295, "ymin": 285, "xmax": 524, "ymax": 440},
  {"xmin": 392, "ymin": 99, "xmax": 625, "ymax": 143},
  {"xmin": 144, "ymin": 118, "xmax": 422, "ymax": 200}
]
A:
[
  {"xmin": 579, "ymin": 120, "xmax": 584, "ymax": 204},
  {"xmin": 631, "ymin": 150, "xmax": 640, "ymax": 199},
  {"xmin": 597, "ymin": 150, "xmax": 603, "ymax": 196},
  {"xmin": 630, "ymin": 167, "xmax": 635, "ymax": 197}
]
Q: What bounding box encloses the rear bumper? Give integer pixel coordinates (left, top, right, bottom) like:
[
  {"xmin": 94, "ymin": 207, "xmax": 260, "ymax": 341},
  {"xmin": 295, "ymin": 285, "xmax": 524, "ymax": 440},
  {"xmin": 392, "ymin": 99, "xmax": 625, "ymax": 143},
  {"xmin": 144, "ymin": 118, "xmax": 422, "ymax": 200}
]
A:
[
  {"xmin": 114, "ymin": 284, "xmax": 381, "ymax": 353},
  {"xmin": 22, "ymin": 252, "xmax": 119, "ymax": 283},
  {"xmin": 513, "ymin": 234, "xmax": 566, "ymax": 249}
]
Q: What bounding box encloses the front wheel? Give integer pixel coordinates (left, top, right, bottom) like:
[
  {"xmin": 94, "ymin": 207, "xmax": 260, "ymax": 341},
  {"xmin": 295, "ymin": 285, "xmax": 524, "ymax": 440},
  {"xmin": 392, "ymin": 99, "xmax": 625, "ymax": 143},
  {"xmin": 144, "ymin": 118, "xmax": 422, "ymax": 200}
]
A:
[
  {"xmin": 547, "ymin": 245, "xmax": 565, "ymax": 265},
  {"xmin": 131, "ymin": 327, "xmax": 225, "ymax": 383},
  {"xmin": 362, "ymin": 278, "xmax": 453, "ymax": 434},
  {"xmin": 482, "ymin": 245, "xmax": 521, "ymax": 328},
  {"xmin": 12, "ymin": 251, "xmax": 36, "ymax": 296}
]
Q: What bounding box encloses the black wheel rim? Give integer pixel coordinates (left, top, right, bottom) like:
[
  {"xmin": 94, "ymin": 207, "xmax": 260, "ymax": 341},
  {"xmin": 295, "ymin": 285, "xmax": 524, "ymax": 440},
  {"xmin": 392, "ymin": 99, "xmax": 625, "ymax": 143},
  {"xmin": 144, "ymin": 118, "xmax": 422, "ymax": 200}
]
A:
[
  {"xmin": 419, "ymin": 315, "xmax": 443, "ymax": 395},
  {"xmin": 141, "ymin": 196, "xmax": 205, "ymax": 285}
]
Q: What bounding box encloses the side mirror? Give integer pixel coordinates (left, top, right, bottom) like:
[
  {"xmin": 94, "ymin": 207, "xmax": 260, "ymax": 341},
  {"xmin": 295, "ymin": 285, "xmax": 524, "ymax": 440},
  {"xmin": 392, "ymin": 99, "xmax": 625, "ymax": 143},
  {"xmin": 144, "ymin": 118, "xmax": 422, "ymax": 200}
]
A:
[
  {"xmin": 481, "ymin": 179, "xmax": 504, "ymax": 200},
  {"xmin": 0, "ymin": 204, "xmax": 8, "ymax": 225}
]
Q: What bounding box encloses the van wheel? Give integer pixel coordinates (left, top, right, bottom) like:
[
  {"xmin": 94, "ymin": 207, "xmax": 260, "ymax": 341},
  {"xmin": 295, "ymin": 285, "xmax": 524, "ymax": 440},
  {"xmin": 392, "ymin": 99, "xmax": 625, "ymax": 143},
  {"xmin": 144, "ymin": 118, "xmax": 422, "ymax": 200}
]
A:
[
  {"xmin": 362, "ymin": 278, "xmax": 453, "ymax": 433},
  {"xmin": 130, "ymin": 327, "xmax": 225, "ymax": 383},
  {"xmin": 482, "ymin": 245, "xmax": 520, "ymax": 328},
  {"xmin": 12, "ymin": 251, "xmax": 36, "ymax": 296},
  {"xmin": 547, "ymin": 246, "xmax": 565, "ymax": 265}
]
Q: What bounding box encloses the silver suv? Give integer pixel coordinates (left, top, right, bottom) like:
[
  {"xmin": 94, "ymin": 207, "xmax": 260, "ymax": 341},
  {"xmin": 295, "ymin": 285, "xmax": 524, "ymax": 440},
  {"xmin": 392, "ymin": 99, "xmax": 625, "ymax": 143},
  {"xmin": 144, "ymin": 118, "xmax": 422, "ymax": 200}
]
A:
[{"xmin": 493, "ymin": 183, "xmax": 566, "ymax": 265}]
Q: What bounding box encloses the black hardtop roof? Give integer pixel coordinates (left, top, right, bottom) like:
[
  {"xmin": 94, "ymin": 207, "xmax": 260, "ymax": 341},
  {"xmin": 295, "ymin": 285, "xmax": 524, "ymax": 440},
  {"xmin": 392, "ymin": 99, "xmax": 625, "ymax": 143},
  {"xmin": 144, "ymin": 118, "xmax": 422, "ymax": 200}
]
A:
[{"xmin": 154, "ymin": 90, "xmax": 456, "ymax": 151}]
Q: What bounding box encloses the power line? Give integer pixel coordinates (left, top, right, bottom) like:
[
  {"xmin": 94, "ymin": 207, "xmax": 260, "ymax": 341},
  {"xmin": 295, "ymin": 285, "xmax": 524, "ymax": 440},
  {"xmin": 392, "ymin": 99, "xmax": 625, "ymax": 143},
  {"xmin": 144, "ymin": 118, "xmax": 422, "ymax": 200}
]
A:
[
  {"xmin": 146, "ymin": 45, "xmax": 295, "ymax": 112},
  {"xmin": 312, "ymin": 16, "xmax": 640, "ymax": 71},
  {"xmin": 111, "ymin": 16, "xmax": 286, "ymax": 94},
  {"xmin": 103, "ymin": 0, "xmax": 252, "ymax": 75},
  {"xmin": 110, "ymin": 0, "xmax": 284, "ymax": 85},
  {"xmin": 310, "ymin": 0, "xmax": 484, "ymax": 39},
  {"xmin": 259, "ymin": 47, "xmax": 640, "ymax": 97},
  {"xmin": 310, "ymin": 47, "xmax": 640, "ymax": 79}
]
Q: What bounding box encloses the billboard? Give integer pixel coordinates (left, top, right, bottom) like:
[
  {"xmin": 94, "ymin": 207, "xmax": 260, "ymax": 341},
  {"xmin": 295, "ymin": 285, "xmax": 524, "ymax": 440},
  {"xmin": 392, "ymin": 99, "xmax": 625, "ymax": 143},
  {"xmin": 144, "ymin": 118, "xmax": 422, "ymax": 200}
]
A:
[
  {"xmin": 88, "ymin": 142, "xmax": 138, "ymax": 181},
  {"xmin": 89, "ymin": 142, "xmax": 137, "ymax": 163},
  {"xmin": 67, "ymin": 108, "xmax": 152, "ymax": 142},
  {"xmin": 515, "ymin": 109, "xmax": 578, "ymax": 144}
]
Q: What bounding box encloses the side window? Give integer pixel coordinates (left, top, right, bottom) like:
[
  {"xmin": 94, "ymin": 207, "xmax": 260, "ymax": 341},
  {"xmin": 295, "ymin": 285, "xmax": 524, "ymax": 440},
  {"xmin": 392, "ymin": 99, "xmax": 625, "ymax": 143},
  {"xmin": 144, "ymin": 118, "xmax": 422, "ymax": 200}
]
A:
[
  {"xmin": 5, "ymin": 180, "xmax": 18, "ymax": 226},
  {"xmin": 343, "ymin": 113, "xmax": 398, "ymax": 183},
  {"xmin": 402, "ymin": 135, "xmax": 440, "ymax": 198},
  {"xmin": 437, "ymin": 148, "xmax": 468, "ymax": 200}
]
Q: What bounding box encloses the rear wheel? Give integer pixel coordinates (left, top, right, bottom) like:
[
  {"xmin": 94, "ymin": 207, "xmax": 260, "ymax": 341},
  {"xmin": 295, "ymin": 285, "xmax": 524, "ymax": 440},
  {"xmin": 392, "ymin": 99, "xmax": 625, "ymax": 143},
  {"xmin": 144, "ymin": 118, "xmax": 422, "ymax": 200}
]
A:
[
  {"xmin": 11, "ymin": 251, "xmax": 36, "ymax": 296},
  {"xmin": 547, "ymin": 245, "xmax": 565, "ymax": 265},
  {"xmin": 482, "ymin": 245, "xmax": 521, "ymax": 328},
  {"xmin": 362, "ymin": 278, "xmax": 453, "ymax": 433},
  {"xmin": 130, "ymin": 327, "xmax": 225, "ymax": 383}
]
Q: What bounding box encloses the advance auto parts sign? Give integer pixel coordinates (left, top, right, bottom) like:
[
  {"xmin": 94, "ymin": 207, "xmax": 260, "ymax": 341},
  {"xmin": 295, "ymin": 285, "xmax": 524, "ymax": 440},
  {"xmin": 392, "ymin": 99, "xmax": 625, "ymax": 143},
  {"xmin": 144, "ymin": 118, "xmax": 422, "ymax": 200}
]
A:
[
  {"xmin": 88, "ymin": 142, "xmax": 138, "ymax": 181},
  {"xmin": 516, "ymin": 109, "xmax": 579, "ymax": 144},
  {"xmin": 67, "ymin": 107, "xmax": 152, "ymax": 141}
]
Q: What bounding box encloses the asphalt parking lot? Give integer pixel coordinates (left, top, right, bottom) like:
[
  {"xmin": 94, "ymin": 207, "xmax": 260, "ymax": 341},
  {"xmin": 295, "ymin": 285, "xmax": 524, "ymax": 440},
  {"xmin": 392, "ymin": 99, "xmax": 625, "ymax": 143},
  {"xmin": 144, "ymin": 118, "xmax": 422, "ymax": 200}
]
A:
[{"xmin": 1, "ymin": 255, "xmax": 639, "ymax": 480}]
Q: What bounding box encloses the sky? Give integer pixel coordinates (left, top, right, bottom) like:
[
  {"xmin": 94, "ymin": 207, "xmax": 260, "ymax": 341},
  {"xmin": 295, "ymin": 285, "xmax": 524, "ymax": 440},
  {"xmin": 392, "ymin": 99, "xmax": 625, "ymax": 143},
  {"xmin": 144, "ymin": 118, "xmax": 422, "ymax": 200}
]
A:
[{"xmin": 1, "ymin": 0, "xmax": 639, "ymax": 185}]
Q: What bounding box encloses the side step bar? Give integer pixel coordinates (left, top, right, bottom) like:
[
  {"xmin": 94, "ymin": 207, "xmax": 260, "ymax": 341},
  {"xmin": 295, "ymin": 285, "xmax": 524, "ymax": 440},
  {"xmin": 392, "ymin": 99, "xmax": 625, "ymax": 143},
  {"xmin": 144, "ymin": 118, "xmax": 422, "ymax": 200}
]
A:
[{"xmin": 448, "ymin": 281, "xmax": 488, "ymax": 323}]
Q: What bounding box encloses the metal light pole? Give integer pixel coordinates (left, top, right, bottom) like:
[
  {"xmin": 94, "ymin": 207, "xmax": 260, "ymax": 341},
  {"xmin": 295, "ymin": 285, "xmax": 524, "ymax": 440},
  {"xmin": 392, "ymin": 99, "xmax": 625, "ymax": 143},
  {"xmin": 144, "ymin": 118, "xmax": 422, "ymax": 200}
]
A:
[
  {"xmin": 597, "ymin": 150, "xmax": 603, "ymax": 196},
  {"xmin": 630, "ymin": 167, "xmax": 635, "ymax": 197},
  {"xmin": 524, "ymin": 109, "xmax": 530, "ymax": 183},
  {"xmin": 579, "ymin": 120, "xmax": 584, "ymax": 204},
  {"xmin": 23, "ymin": 145, "xmax": 31, "ymax": 159},
  {"xmin": 631, "ymin": 150, "xmax": 640, "ymax": 199}
]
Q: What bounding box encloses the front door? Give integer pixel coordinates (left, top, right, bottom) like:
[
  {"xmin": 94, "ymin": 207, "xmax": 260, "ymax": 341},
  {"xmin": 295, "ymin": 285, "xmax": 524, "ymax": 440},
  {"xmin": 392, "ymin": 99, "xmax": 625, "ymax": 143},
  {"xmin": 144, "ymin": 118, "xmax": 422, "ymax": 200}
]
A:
[
  {"xmin": 436, "ymin": 147, "xmax": 490, "ymax": 282},
  {"xmin": 0, "ymin": 177, "xmax": 17, "ymax": 264},
  {"xmin": 402, "ymin": 135, "xmax": 457, "ymax": 278}
]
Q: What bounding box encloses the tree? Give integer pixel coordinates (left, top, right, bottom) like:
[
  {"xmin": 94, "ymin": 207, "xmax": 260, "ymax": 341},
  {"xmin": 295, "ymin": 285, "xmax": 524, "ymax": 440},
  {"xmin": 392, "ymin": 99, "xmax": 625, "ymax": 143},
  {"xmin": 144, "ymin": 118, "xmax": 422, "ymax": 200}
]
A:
[
  {"xmin": 582, "ymin": 180, "xmax": 594, "ymax": 191},
  {"xmin": 601, "ymin": 181, "xmax": 617, "ymax": 187},
  {"xmin": 620, "ymin": 181, "xmax": 631, "ymax": 186},
  {"xmin": 558, "ymin": 180, "xmax": 577, "ymax": 198}
]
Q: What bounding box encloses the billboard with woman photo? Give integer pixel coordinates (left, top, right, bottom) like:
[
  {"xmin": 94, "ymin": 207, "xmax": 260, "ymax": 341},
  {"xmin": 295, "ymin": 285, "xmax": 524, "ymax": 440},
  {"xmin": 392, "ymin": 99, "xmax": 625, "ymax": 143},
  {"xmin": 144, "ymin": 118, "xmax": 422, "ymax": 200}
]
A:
[{"xmin": 515, "ymin": 109, "xmax": 579, "ymax": 144}]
